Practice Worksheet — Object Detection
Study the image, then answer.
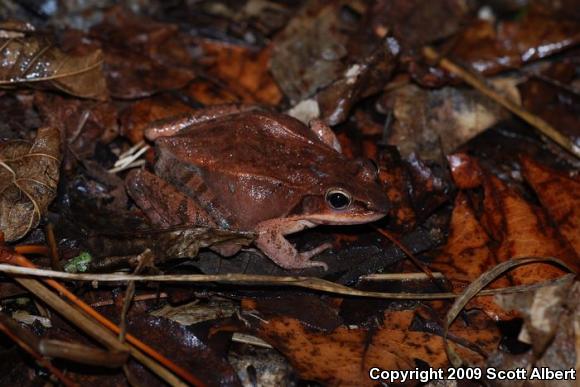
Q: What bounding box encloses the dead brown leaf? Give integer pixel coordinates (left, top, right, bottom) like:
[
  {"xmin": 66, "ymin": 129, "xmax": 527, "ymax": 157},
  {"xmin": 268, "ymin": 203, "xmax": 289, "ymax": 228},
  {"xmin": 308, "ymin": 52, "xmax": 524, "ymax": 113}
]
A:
[
  {"xmin": 386, "ymin": 83, "xmax": 517, "ymax": 160},
  {"xmin": 120, "ymin": 95, "xmax": 195, "ymax": 144},
  {"xmin": 482, "ymin": 174, "xmax": 578, "ymax": 282},
  {"xmin": 270, "ymin": 0, "xmax": 362, "ymax": 104},
  {"xmin": 35, "ymin": 92, "xmax": 118, "ymax": 170},
  {"xmin": 368, "ymin": 0, "xmax": 469, "ymax": 50},
  {"xmin": 199, "ymin": 41, "xmax": 282, "ymax": 105},
  {"xmin": 448, "ymin": 154, "xmax": 579, "ymax": 285},
  {"xmin": 0, "ymin": 37, "xmax": 108, "ymax": 100},
  {"xmin": 450, "ymin": 14, "xmax": 580, "ymax": 75},
  {"xmin": 238, "ymin": 304, "xmax": 499, "ymax": 386},
  {"xmin": 0, "ymin": 127, "xmax": 61, "ymax": 241},
  {"xmin": 89, "ymin": 6, "xmax": 196, "ymax": 99},
  {"xmin": 519, "ymin": 61, "xmax": 580, "ymax": 154},
  {"xmin": 431, "ymin": 192, "xmax": 515, "ymax": 320},
  {"xmin": 521, "ymin": 156, "xmax": 580, "ymax": 255}
]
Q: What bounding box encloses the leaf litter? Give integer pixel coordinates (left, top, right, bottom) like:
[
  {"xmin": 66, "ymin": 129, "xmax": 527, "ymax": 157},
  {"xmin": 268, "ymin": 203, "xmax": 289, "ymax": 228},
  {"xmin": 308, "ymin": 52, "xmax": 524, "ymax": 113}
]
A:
[{"xmin": 0, "ymin": 1, "xmax": 578, "ymax": 386}]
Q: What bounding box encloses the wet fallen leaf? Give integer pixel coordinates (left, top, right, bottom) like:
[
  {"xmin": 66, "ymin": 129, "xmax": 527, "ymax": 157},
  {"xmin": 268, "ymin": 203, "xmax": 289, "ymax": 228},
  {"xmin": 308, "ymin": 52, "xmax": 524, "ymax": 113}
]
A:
[
  {"xmin": 0, "ymin": 126, "xmax": 60, "ymax": 241},
  {"xmin": 101, "ymin": 48, "xmax": 196, "ymax": 100},
  {"xmin": 376, "ymin": 147, "xmax": 417, "ymax": 231},
  {"xmin": 0, "ymin": 36, "xmax": 108, "ymax": 100},
  {"xmin": 316, "ymin": 36, "xmax": 399, "ymax": 125},
  {"xmin": 181, "ymin": 78, "xmax": 242, "ymax": 106},
  {"xmin": 519, "ymin": 61, "xmax": 580, "ymax": 152},
  {"xmin": 198, "ymin": 40, "xmax": 282, "ymax": 105},
  {"xmin": 481, "ymin": 173, "xmax": 578, "ymax": 282},
  {"xmin": 384, "ymin": 82, "xmax": 518, "ymax": 160},
  {"xmin": 124, "ymin": 314, "xmax": 241, "ymax": 387},
  {"xmin": 431, "ymin": 192, "xmax": 514, "ymax": 320},
  {"xmin": 368, "ymin": 0, "xmax": 469, "ymax": 50},
  {"xmin": 35, "ymin": 92, "xmax": 118, "ymax": 169},
  {"xmin": 90, "ymin": 7, "xmax": 196, "ymax": 99},
  {"xmin": 521, "ymin": 156, "xmax": 580, "ymax": 255},
  {"xmin": 120, "ymin": 94, "xmax": 196, "ymax": 144},
  {"xmin": 448, "ymin": 154, "xmax": 579, "ymax": 284},
  {"xmin": 450, "ymin": 13, "xmax": 580, "ymax": 75},
  {"xmin": 270, "ymin": 1, "xmax": 368, "ymax": 104}
]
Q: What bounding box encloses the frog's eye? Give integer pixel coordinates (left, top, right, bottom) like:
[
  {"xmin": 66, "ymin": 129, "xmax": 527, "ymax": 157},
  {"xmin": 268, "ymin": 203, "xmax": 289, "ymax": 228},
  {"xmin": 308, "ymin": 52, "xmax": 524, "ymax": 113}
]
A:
[{"xmin": 325, "ymin": 189, "xmax": 352, "ymax": 210}]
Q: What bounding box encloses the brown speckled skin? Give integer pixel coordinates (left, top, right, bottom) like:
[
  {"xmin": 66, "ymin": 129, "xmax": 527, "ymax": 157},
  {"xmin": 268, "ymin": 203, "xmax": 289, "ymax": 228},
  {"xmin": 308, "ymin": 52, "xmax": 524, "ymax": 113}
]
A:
[{"xmin": 127, "ymin": 109, "xmax": 389, "ymax": 269}]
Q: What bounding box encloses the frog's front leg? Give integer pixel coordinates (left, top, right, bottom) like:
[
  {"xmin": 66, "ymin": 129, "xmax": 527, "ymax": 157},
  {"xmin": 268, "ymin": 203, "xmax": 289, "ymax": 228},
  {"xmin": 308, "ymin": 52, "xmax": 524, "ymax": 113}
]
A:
[{"xmin": 254, "ymin": 219, "xmax": 332, "ymax": 270}]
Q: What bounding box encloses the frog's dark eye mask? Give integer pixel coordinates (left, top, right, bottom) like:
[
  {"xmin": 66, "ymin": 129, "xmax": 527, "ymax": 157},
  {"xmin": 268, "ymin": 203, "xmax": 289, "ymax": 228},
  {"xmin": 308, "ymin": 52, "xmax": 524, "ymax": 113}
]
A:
[{"xmin": 325, "ymin": 188, "xmax": 352, "ymax": 210}]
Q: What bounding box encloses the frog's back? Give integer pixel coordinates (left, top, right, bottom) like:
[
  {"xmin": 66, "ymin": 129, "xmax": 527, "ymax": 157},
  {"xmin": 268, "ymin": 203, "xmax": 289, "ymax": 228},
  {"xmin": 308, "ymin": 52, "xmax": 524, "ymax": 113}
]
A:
[{"xmin": 156, "ymin": 111, "xmax": 349, "ymax": 189}]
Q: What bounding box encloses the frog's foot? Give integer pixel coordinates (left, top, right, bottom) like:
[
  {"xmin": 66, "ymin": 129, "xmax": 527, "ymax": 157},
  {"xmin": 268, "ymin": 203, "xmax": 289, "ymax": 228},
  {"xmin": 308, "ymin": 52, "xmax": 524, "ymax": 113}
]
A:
[{"xmin": 255, "ymin": 219, "xmax": 331, "ymax": 270}]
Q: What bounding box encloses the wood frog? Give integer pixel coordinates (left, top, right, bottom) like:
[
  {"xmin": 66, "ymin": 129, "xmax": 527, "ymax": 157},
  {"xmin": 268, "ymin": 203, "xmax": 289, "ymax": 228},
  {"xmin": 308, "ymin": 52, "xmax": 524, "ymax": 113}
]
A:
[{"xmin": 126, "ymin": 106, "xmax": 389, "ymax": 270}]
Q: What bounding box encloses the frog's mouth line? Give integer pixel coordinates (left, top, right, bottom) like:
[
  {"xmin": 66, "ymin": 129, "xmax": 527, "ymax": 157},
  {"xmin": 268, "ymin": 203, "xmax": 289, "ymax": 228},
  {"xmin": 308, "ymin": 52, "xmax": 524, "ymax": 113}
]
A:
[{"xmin": 288, "ymin": 212, "xmax": 387, "ymax": 226}]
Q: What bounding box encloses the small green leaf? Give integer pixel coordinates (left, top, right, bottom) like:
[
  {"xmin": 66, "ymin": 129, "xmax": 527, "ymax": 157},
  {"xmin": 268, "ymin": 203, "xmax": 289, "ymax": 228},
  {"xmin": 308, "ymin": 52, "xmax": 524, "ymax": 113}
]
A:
[{"xmin": 64, "ymin": 252, "xmax": 93, "ymax": 273}]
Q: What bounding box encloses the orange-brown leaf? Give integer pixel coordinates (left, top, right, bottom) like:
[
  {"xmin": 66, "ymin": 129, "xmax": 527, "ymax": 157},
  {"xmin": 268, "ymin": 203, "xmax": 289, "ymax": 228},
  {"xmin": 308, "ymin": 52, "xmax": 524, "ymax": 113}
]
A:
[
  {"xmin": 432, "ymin": 193, "xmax": 514, "ymax": 319},
  {"xmin": 483, "ymin": 174, "xmax": 578, "ymax": 283},
  {"xmin": 521, "ymin": 157, "xmax": 580, "ymax": 255},
  {"xmin": 249, "ymin": 310, "xmax": 497, "ymax": 386},
  {"xmin": 199, "ymin": 41, "xmax": 282, "ymax": 105}
]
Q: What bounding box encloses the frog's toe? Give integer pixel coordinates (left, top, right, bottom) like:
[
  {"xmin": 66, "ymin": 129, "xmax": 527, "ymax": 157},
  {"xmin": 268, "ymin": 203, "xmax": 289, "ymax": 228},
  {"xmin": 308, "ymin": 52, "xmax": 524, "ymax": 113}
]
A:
[
  {"xmin": 296, "ymin": 242, "xmax": 333, "ymax": 270},
  {"xmin": 297, "ymin": 258, "xmax": 329, "ymax": 271},
  {"xmin": 301, "ymin": 242, "xmax": 333, "ymax": 258}
]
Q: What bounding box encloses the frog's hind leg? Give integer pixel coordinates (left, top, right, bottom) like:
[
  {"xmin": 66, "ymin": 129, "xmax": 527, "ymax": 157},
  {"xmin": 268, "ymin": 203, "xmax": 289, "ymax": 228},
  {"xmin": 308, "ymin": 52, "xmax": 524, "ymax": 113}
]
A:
[
  {"xmin": 126, "ymin": 169, "xmax": 217, "ymax": 228},
  {"xmin": 127, "ymin": 169, "xmax": 243, "ymax": 257},
  {"xmin": 308, "ymin": 119, "xmax": 342, "ymax": 153},
  {"xmin": 254, "ymin": 219, "xmax": 331, "ymax": 270}
]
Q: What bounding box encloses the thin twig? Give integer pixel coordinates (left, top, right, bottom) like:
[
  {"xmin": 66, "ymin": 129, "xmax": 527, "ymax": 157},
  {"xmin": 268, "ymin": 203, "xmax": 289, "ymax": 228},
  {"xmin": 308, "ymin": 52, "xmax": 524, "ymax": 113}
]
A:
[
  {"xmin": 442, "ymin": 257, "xmax": 576, "ymax": 367},
  {"xmin": 375, "ymin": 227, "xmax": 437, "ymax": 280},
  {"xmin": 0, "ymin": 250, "xmax": 205, "ymax": 387},
  {"xmin": 422, "ymin": 46, "xmax": 580, "ymax": 158},
  {"xmin": 0, "ymin": 313, "xmax": 78, "ymax": 387},
  {"xmin": 45, "ymin": 224, "xmax": 61, "ymax": 270},
  {"xmin": 0, "ymin": 261, "xmax": 573, "ymax": 300},
  {"xmin": 14, "ymin": 244, "xmax": 49, "ymax": 256}
]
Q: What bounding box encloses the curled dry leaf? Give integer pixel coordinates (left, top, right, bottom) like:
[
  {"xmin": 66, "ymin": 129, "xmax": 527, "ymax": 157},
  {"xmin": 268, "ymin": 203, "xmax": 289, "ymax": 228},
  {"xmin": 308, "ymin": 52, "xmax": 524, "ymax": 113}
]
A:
[
  {"xmin": 0, "ymin": 127, "xmax": 61, "ymax": 241},
  {"xmin": 488, "ymin": 280, "xmax": 579, "ymax": 385},
  {"xmin": 0, "ymin": 37, "xmax": 108, "ymax": 100}
]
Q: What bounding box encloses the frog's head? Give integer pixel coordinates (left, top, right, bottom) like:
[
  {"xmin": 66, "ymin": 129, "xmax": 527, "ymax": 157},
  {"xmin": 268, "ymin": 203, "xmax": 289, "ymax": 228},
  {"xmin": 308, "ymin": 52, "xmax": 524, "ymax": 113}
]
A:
[{"xmin": 293, "ymin": 159, "xmax": 390, "ymax": 225}]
